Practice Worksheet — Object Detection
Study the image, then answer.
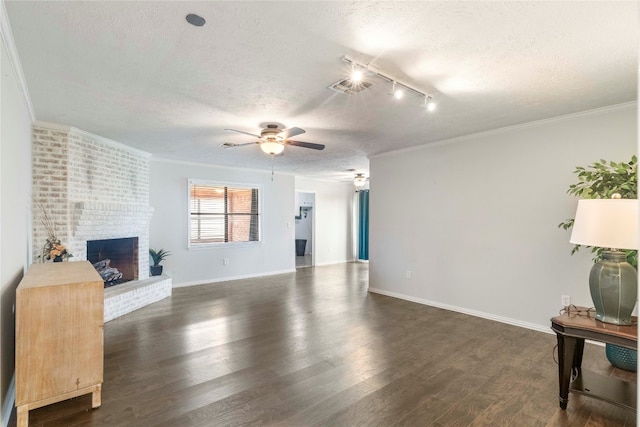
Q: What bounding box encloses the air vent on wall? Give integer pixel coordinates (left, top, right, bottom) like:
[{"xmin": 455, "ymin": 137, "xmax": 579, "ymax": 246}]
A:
[{"xmin": 328, "ymin": 78, "xmax": 372, "ymax": 95}]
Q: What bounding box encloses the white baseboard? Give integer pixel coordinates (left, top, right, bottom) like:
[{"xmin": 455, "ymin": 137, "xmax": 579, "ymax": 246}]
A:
[
  {"xmin": 314, "ymin": 260, "xmax": 354, "ymax": 267},
  {"xmin": 173, "ymin": 268, "xmax": 296, "ymax": 288},
  {"xmin": 2, "ymin": 373, "xmax": 15, "ymax": 427},
  {"xmin": 367, "ymin": 287, "xmax": 552, "ymax": 334}
]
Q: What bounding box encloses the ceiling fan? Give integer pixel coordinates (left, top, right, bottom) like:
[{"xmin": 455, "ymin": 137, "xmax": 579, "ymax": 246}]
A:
[
  {"xmin": 220, "ymin": 124, "xmax": 325, "ymax": 155},
  {"xmin": 353, "ymin": 173, "xmax": 369, "ymax": 187},
  {"xmin": 336, "ymin": 169, "xmax": 369, "ymax": 187}
]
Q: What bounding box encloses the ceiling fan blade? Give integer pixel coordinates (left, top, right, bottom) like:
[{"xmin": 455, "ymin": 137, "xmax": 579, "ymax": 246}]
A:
[
  {"xmin": 278, "ymin": 127, "xmax": 305, "ymax": 139},
  {"xmin": 219, "ymin": 141, "xmax": 258, "ymax": 149},
  {"xmin": 224, "ymin": 128, "xmax": 262, "ymax": 139},
  {"xmin": 286, "ymin": 140, "xmax": 325, "ymax": 150}
]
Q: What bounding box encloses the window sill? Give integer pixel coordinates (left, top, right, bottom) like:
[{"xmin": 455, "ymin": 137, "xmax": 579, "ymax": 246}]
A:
[{"xmin": 188, "ymin": 241, "xmax": 262, "ymax": 250}]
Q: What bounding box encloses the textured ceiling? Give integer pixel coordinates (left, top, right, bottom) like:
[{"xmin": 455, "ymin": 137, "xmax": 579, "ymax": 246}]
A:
[{"xmin": 5, "ymin": 1, "xmax": 638, "ymax": 180}]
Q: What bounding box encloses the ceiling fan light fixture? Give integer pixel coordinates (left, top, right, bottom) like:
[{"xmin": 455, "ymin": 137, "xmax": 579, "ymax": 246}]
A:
[
  {"xmin": 260, "ymin": 141, "xmax": 285, "ymax": 155},
  {"xmin": 224, "ymin": 125, "xmax": 323, "ymax": 155},
  {"xmin": 354, "ymin": 173, "xmax": 367, "ymax": 187}
]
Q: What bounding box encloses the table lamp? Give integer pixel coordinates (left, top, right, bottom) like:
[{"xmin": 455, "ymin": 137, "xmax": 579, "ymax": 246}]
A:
[{"xmin": 570, "ymin": 197, "xmax": 638, "ymax": 325}]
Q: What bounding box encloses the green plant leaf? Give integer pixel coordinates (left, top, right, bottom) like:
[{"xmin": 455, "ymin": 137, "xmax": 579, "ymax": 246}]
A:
[{"xmin": 560, "ymin": 155, "xmax": 637, "ymax": 268}]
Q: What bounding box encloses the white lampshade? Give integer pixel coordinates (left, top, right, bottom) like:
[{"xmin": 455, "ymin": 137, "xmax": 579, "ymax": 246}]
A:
[
  {"xmin": 570, "ymin": 199, "xmax": 639, "ymax": 250},
  {"xmin": 260, "ymin": 141, "xmax": 284, "ymax": 155}
]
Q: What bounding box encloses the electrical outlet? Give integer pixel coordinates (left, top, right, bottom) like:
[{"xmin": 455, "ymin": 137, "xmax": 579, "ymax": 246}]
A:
[
  {"xmin": 561, "ymin": 295, "xmax": 571, "ymax": 307},
  {"xmin": 406, "ymin": 270, "xmax": 412, "ymax": 279},
  {"xmin": 223, "ymin": 258, "xmax": 229, "ymax": 266}
]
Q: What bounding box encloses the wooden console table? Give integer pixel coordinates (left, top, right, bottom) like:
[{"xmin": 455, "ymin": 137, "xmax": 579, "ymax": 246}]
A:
[
  {"xmin": 16, "ymin": 261, "xmax": 104, "ymax": 427},
  {"xmin": 551, "ymin": 310, "xmax": 637, "ymax": 411}
]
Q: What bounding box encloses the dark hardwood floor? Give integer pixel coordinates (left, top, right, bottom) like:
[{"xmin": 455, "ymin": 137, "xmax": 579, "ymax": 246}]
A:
[{"xmin": 15, "ymin": 263, "xmax": 636, "ymax": 426}]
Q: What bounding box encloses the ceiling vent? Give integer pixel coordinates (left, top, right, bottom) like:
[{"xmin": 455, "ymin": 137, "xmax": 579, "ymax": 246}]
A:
[{"xmin": 328, "ymin": 78, "xmax": 372, "ymax": 96}]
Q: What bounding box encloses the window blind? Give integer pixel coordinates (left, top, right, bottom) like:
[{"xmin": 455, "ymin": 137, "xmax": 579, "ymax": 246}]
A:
[{"xmin": 189, "ymin": 183, "xmax": 259, "ymax": 245}]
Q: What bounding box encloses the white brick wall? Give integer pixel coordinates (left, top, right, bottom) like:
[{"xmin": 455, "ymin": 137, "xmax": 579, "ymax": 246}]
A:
[
  {"xmin": 67, "ymin": 132, "xmax": 149, "ymax": 205},
  {"xmin": 32, "ymin": 127, "xmax": 70, "ymax": 260},
  {"xmin": 32, "ymin": 122, "xmax": 169, "ymax": 320},
  {"xmin": 32, "ymin": 123, "xmax": 153, "ymax": 279}
]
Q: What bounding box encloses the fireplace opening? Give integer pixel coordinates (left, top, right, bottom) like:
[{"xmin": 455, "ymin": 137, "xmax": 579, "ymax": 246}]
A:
[{"xmin": 87, "ymin": 237, "xmax": 138, "ymax": 287}]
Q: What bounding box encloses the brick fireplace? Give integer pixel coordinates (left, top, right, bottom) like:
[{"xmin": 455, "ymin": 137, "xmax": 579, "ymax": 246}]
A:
[{"xmin": 32, "ymin": 121, "xmax": 171, "ymax": 321}]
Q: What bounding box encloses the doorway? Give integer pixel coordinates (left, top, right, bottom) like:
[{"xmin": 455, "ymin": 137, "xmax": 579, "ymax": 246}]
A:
[{"xmin": 295, "ymin": 191, "xmax": 314, "ymax": 268}]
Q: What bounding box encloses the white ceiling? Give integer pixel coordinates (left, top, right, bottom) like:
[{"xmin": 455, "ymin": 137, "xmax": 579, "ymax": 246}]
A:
[{"xmin": 5, "ymin": 1, "xmax": 638, "ymax": 180}]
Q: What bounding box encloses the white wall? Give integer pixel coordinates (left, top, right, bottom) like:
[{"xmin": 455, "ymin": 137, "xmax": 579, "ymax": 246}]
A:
[
  {"xmin": 0, "ymin": 7, "xmax": 33, "ymax": 422},
  {"xmin": 369, "ymin": 104, "xmax": 637, "ymax": 331},
  {"xmin": 150, "ymin": 159, "xmax": 296, "ymax": 286},
  {"xmin": 295, "ymin": 178, "xmax": 355, "ymax": 266}
]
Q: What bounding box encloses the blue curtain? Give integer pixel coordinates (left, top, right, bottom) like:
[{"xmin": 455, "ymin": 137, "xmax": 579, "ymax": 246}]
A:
[{"xmin": 358, "ymin": 190, "xmax": 369, "ymax": 260}]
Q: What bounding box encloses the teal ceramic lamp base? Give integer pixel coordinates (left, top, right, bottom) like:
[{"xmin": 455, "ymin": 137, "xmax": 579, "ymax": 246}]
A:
[{"xmin": 589, "ymin": 250, "xmax": 637, "ymax": 325}]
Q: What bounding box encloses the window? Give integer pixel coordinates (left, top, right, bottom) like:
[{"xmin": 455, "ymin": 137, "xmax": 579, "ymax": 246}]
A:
[{"xmin": 189, "ymin": 180, "xmax": 260, "ymax": 246}]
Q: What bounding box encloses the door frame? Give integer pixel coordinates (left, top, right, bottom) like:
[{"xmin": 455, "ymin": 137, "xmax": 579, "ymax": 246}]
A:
[{"xmin": 294, "ymin": 190, "xmax": 316, "ymax": 267}]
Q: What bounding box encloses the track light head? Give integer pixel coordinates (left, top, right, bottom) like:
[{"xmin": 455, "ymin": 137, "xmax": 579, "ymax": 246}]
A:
[
  {"xmin": 351, "ymin": 68, "xmax": 363, "ymax": 82},
  {"xmin": 392, "ymin": 82, "xmax": 403, "ymax": 100},
  {"xmin": 424, "ymin": 96, "xmax": 436, "ymax": 112}
]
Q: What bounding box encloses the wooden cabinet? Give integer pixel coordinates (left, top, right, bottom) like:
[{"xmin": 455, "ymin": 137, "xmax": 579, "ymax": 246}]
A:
[{"xmin": 15, "ymin": 261, "xmax": 104, "ymax": 427}]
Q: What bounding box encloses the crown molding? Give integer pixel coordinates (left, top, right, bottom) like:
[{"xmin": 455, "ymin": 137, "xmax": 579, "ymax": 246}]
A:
[
  {"xmin": 151, "ymin": 156, "xmax": 298, "ymax": 177},
  {"xmin": 370, "ymin": 101, "xmax": 638, "ymax": 160},
  {"xmin": 33, "ymin": 120, "xmax": 152, "ymax": 158},
  {"xmin": 1, "ymin": 0, "xmax": 35, "ymax": 121},
  {"xmin": 295, "ymin": 175, "xmax": 357, "ymax": 185},
  {"xmin": 32, "ymin": 120, "xmax": 70, "ymax": 132}
]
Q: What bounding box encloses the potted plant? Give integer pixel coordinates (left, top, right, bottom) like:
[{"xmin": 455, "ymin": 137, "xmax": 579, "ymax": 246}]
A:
[
  {"xmin": 559, "ymin": 156, "xmax": 637, "ymax": 266},
  {"xmin": 559, "ymin": 155, "xmax": 637, "ymax": 371},
  {"xmin": 149, "ymin": 248, "xmax": 170, "ymax": 276}
]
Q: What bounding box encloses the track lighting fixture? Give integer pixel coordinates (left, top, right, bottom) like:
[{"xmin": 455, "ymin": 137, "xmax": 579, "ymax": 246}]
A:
[{"xmin": 340, "ymin": 55, "xmax": 436, "ymax": 111}]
